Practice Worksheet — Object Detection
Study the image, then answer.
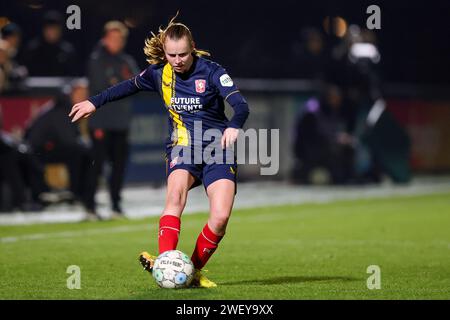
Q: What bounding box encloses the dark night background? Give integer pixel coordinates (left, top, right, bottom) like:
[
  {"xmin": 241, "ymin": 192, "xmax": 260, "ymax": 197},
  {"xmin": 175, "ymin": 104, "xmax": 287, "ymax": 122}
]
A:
[{"xmin": 2, "ymin": 0, "xmax": 450, "ymax": 84}]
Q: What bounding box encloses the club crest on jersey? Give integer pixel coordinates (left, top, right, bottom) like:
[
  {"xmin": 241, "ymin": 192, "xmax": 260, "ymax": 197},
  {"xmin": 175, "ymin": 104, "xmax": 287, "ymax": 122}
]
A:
[{"xmin": 195, "ymin": 79, "xmax": 206, "ymax": 93}]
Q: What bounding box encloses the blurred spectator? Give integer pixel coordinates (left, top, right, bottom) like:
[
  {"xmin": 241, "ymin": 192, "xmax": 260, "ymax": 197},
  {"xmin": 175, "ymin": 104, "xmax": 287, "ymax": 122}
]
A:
[
  {"xmin": 24, "ymin": 78, "xmax": 94, "ymax": 209},
  {"xmin": 352, "ymin": 97, "xmax": 411, "ymax": 184},
  {"xmin": 289, "ymin": 27, "xmax": 329, "ymax": 80},
  {"xmin": 86, "ymin": 21, "xmax": 139, "ymax": 216},
  {"xmin": 0, "ymin": 23, "xmax": 28, "ymax": 92},
  {"xmin": 1, "ymin": 23, "xmax": 22, "ymax": 61},
  {"xmin": 328, "ymin": 26, "xmax": 410, "ymax": 184},
  {"xmin": 0, "ymin": 39, "xmax": 10, "ymax": 92},
  {"xmin": 22, "ymin": 11, "xmax": 79, "ymax": 76},
  {"xmin": 0, "ymin": 40, "xmax": 26, "ymax": 93},
  {"xmin": 0, "ymin": 109, "xmax": 45, "ymax": 212},
  {"xmin": 292, "ymin": 83, "xmax": 355, "ymax": 185},
  {"xmin": 329, "ymin": 25, "xmax": 382, "ymax": 98}
]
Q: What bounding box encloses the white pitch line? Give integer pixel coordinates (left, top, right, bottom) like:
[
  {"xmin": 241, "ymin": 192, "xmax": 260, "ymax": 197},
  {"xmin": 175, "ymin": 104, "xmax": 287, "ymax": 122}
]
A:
[
  {"xmin": 0, "ymin": 211, "xmax": 295, "ymax": 244},
  {"xmin": 1, "ymin": 179, "xmax": 450, "ymax": 225},
  {"xmin": 4, "ymin": 210, "xmax": 449, "ymax": 248},
  {"xmin": 238, "ymin": 238, "xmax": 450, "ymax": 248},
  {"xmin": 2, "ymin": 179, "xmax": 450, "ymax": 242},
  {"xmin": 0, "ymin": 225, "xmax": 153, "ymax": 244}
]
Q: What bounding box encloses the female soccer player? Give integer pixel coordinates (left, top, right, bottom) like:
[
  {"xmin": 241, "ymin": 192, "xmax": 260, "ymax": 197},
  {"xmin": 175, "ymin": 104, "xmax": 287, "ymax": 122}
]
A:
[{"xmin": 69, "ymin": 16, "xmax": 249, "ymax": 288}]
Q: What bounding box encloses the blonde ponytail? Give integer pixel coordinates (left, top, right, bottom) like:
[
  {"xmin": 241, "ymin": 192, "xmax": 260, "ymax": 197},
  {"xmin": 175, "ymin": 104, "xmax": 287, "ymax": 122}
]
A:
[{"xmin": 143, "ymin": 13, "xmax": 210, "ymax": 65}]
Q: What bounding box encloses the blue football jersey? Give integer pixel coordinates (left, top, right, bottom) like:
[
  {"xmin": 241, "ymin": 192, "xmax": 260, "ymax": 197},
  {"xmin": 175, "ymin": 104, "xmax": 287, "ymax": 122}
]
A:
[
  {"xmin": 134, "ymin": 57, "xmax": 248, "ymax": 147},
  {"xmin": 89, "ymin": 56, "xmax": 249, "ymax": 148}
]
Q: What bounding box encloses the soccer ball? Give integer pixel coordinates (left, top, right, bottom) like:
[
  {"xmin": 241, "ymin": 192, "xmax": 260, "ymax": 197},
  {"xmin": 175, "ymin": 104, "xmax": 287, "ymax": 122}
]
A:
[{"xmin": 152, "ymin": 250, "xmax": 194, "ymax": 289}]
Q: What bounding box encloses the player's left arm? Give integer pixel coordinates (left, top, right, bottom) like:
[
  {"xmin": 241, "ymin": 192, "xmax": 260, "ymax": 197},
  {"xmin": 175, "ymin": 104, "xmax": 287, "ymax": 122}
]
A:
[{"xmin": 212, "ymin": 67, "xmax": 250, "ymax": 148}]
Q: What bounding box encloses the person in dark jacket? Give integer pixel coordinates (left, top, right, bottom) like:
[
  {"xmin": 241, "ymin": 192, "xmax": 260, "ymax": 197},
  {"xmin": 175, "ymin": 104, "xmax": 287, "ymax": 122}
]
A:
[
  {"xmin": 22, "ymin": 11, "xmax": 79, "ymax": 76},
  {"xmin": 293, "ymin": 83, "xmax": 355, "ymax": 184},
  {"xmin": 25, "ymin": 79, "xmax": 93, "ymax": 209},
  {"xmin": 85, "ymin": 21, "xmax": 139, "ymax": 217},
  {"xmin": 0, "ymin": 23, "xmax": 28, "ymax": 92},
  {"xmin": 0, "ymin": 110, "xmax": 45, "ymax": 212}
]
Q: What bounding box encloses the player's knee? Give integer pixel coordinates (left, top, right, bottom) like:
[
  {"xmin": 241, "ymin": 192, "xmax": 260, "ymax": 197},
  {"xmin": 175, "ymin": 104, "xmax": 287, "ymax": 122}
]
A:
[
  {"xmin": 165, "ymin": 190, "xmax": 187, "ymax": 209},
  {"xmin": 209, "ymin": 212, "xmax": 230, "ymax": 234}
]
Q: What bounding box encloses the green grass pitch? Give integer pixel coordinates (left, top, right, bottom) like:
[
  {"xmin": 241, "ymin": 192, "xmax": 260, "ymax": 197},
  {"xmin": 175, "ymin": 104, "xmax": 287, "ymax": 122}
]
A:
[{"xmin": 1, "ymin": 192, "xmax": 449, "ymax": 299}]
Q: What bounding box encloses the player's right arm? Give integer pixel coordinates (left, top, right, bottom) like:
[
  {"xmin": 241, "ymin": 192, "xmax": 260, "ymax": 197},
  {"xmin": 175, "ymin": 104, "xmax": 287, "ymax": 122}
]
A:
[{"xmin": 69, "ymin": 67, "xmax": 157, "ymax": 122}]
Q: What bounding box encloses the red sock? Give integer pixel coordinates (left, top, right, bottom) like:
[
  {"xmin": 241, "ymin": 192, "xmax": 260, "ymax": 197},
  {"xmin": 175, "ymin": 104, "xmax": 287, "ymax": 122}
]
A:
[
  {"xmin": 158, "ymin": 215, "xmax": 181, "ymax": 254},
  {"xmin": 191, "ymin": 224, "xmax": 223, "ymax": 270}
]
